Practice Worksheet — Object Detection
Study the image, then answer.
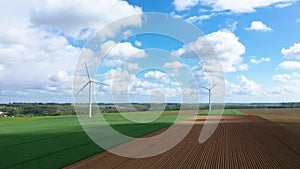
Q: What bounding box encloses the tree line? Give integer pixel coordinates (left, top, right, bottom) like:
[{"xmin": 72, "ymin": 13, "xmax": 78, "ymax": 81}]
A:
[{"xmin": 0, "ymin": 102, "xmax": 299, "ymax": 117}]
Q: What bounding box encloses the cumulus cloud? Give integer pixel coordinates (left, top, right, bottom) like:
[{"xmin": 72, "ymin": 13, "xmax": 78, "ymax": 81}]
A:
[
  {"xmin": 49, "ymin": 70, "xmax": 73, "ymax": 83},
  {"xmin": 272, "ymin": 74, "xmax": 291, "ymax": 82},
  {"xmin": 279, "ymin": 61, "xmax": 300, "ymax": 70},
  {"xmin": 98, "ymin": 68, "xmax": 182, "ymax": 102},
  {"xmin": 173, "ymin": 30, "xmax": 247, "ymax": 73},
  {"xmin": 97, "ymin": 40, "xmax": 144, "ymax": 71},
  {"xmin": 249, "ymin": 56, "xmax": 271, "ymax": 64},
  {"xmin": 0, "ymin": 27, "xmax": 80, "ymax": 92},
  {"xmin": 281, "ymin": 42, "xmax": 300, "ymax": 59},
  {"xmin": 144, "ymin": 71, "xmax": 171, "ymax": 83},
  {"xmin": 163, "ymin": 61, "xmax": 185, "ymax": 69},
  {"xmin": 292, "ymin": 72, "xmax": 300, "ymax": 78},
  {"xmin": 173, "ymin": 0, "xmax": 200, "ymax": 11},
  {"xmin": 267, "ymin": 72, "xmax": 300, "ymax": 96},
  {"xmin": 102, "ymin": 41, "xmax": 146, "ymax": 59},
  {"xmin": 163, "ymin": 61, "xmax": 187, "ymax": 76},
  {"xmin": 0, "ymin": 0, "xmax": 143, "ymax": 102},
  {"xmin": 173, "ymin": 0, "xmax": 296, "ymax": 13},
  {"xmin": 245, "ymin": 21, "xmax": 272, "ymax": 32},
  {"xmin": 134, "ymin": 40, "xmax": 142, "ymax": 47},
  {"xmin": 226, "ymin": 75, "xmax": 261, "ymax": 96},
  {"xmin": 30, "ymin": 0, "xmax": 143, "ymax": 39},
  {"xmin": 199, "ymin": 0, "xmax": 296, "ymax": 13}
]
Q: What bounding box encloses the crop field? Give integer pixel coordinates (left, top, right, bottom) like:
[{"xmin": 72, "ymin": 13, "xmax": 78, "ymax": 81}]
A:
[
  {"xmin": 240, "ymin": 108, "xmax": 300, "ymax": 135},
  {"xmin": 198, "ymin": 109, "xmax": 243, "ymax": 115},
  {"xmin": 1, "ymin": 109, "xmax": 299, "ymax": 169},
  {"xmin": 0, "ymin": 112, "xmax": 191, "ymax": 169},
  {"xmin": 66, "ymin": 115, "xmax": 300, "ymax": 169}
]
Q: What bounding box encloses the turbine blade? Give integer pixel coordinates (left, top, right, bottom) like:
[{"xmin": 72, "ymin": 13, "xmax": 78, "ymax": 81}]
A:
[
  {"xmin": 210, "ymin": 84, "xmax": 217, "ymax": 90},
  {"xmin": 85, "ymin": 63, "xmax": 91, "ymax": 81},
  {"xmin": 199, "ymin": 86, "xmax": 209, "ymax": 90},
  {"xmin": 94, "ymin": 81, "xmax": 109, "ymax": 86},
  {"xmin": 75, "ymin": 82, "xmax": 90, "ymax": 96}
]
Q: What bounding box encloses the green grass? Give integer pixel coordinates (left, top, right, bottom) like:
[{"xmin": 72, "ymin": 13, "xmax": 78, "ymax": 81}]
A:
[
  {"xmin": 198, "ymin": 109, "xmax": 243, "ymax": 115},
  {"xmin": 0, "ymin": 113, "xmax": 191, "ymax": 169}
]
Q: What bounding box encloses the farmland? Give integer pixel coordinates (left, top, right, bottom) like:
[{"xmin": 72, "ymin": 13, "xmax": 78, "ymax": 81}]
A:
[
  {"xmin": 240, "ymin": 108, "xmax": 300, "ymax": 135},
  {"xmin": 198, "ymin": 109, "xmax": 243, "ymax": 115},
  {"xmin": 0, "ymin": 112, "xmax": 191, "ymax": 169},
  {"xmin": 67, "ymin": 115, "xmax": 300, "ymax": 169},
  {"xmin": 1, "ymin": 108, "xmax": 300, "ymax": 169}
]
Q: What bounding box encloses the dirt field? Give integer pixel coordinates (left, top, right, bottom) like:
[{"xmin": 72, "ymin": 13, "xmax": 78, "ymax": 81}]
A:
[
  {"xmin": 240, "ymin": 108, "xmax": 300, "ymax": 135},
  {"xmin": 65, "ymin": 115, "xmax": 300, "ymax": 169}
]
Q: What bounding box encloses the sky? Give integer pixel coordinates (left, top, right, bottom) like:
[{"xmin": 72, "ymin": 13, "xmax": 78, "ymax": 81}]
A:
[{"xmin": 0, "ymin": 0, "xmax": 300, "ymax": 103}]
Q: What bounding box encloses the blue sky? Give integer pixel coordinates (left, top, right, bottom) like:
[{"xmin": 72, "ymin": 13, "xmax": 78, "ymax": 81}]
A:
[{"xmin": 0, "ymin": 0, "xmax": 299, "ymax": 103}]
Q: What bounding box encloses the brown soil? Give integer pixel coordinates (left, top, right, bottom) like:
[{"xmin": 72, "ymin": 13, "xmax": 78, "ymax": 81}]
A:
[
  {"xmin": 65, "ymin": 115, "xmax": 300, "ymax": 169},
  {"xmin": 240, "ymin": 108, "xmax": 300, "ymax": 135},
  {"xmin": 163, "ymin": 110, "xmax": 205, "ymax": 115}
]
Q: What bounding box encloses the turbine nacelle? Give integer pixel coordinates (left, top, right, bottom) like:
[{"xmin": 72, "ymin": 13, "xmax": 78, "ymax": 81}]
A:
[{"xmin": 75, "ymin": 63, "xmax": 108, "ymax": 117}]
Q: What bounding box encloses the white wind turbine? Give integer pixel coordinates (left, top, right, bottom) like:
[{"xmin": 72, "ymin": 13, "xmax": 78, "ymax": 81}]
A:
[
  {"xmin": 200, "ymin": 84, "xmax": 216, "ymax": 111},
  {"xmin": 75, "ymin": 63, "xmax": 108, "ymax": 117}
]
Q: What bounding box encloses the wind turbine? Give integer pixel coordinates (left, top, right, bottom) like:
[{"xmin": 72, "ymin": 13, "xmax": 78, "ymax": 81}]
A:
[
  {"xmin": 75, "ymin": 63, "xmax": 108, "ymax": 117},
  {"xmin": 200, "ymin": 84, "xmax": 216, "ymax": 111}
]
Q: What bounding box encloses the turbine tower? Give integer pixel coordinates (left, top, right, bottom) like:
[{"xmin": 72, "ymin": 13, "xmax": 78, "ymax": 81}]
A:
[
  {"xmin": 75, "ymin": 63, "xmax": 108, "ymax": 117},
  {"xmin": 200, "ymin": 84, "xmax": 216, "ymax": 111}
]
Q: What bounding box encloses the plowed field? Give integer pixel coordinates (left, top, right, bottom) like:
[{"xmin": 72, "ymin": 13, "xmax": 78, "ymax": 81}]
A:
[
  {"xmin": 240, "ymin": 108, "xmax": 300, "ymax": 135},
  {"xmin": 66, "ymin": 115, "xmax": 300, "ymax": 169}
]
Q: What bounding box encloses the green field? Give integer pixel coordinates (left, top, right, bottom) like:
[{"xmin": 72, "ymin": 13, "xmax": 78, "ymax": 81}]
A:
[
  {"xmin": 198, "ymin": 109, "xmax": 243, "ymax": 115},
  {"xmin": 0, "ymin": 112, "xmax": 191, "ymax": 169},
  {"xmin": 0, "ymin": 110, "xmax": 242, "ymax": 169}
]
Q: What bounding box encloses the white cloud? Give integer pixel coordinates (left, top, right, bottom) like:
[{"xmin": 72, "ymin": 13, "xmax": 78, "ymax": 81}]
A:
[
  {"xmin": 275, "ymin": 3, "xmax": 293, "ymax": 8},
  {"xmin": 163, "ymin": 61, "xmax": 186, "ymax": 76},
  {"xmin": 100, "ymin": 68, "xmax": 134, "ymax": 93},
  {"xmin": 250, "ymin": 56, "xmax": 271, "ymax": 64},
  {"xmin": 198, "ymin": 0, "xmax": 296, "ymax": 13},
  {"xmin": 173, "ymin": 30, "xmax": 247, "ymax": 73},
  {"xmin": 226, "ymin": 75, "xmax": 261, "ymax": 95},
  {"xmin": 101, "ymin": 40, "xmax": 146, "ymax": 59},
  {"xmin": 292, "ymin": 72, "xmax": 300, "ymax": 78},
  {"xmin": 49, "ymin": 70, "xmax": 73, "ymax": 83},
  {"xmin": 245, "ymin": 21, "xmax": 272, "ymax": 32},
  {"xmin": 267, "ymin": 72, "xmax": 300, "ymax": 96},
  {"xmin": 265, "ymin": 86, "xmax": 297, "ymax": 95},
  {"xmin": 144, "ymin": 71, "xmax": 171, "ymax": 83},
  {"xmin": 125, "ymin": 62, "xmax": 140, "ymax": 70},
  {"xmin": 0, "ymin": 0, "xmax": 144, "ymax": 102},
  {"xmin": 30, "ymin": 0, "xmax": 143, "ymax": 39},
  {"xmin": 0, "ymin": 27, "xmax": 80, "ymax": 92},
  {"xmin": 272, "ymin": 74, "xmax": 291, "ymax": 82},
  {"xmin": 163, "ymin": 61, "xmax": 185, "ymax": 69},
  {"xmin": 186, "ymin": 14, "xmax": 214, "ymax": 23},
  {"xmin": 134, "ymin": 40, "xmax": 142, "ymax": 47},
  {"xmin": 169, "ymin": 12, "xmax": 185, "ymax": 19},
  {"xmin": 101, "ymin": 58, "xmax": 123, "ymax": 67},
  {"xmin": 297, "ymin": 18, "xmax": 300, "ymax": 23},
  {"xmin": 281, "ymin": 42, "xmax": 300, "ymax": 59},
  {"xmin": 227, "ymin": 21, "xmax": 238, "ymax": 32},
  {"xmin": 279, "ymin": 61, "xmax": 300, "ymax": 70},
  {"xmin": 173, "ymin": 0, "xmax": 200, "ymax": 11},
  {"xmin": 98, "ymin": 68, "xmax": 182, "ymax": 102}
]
